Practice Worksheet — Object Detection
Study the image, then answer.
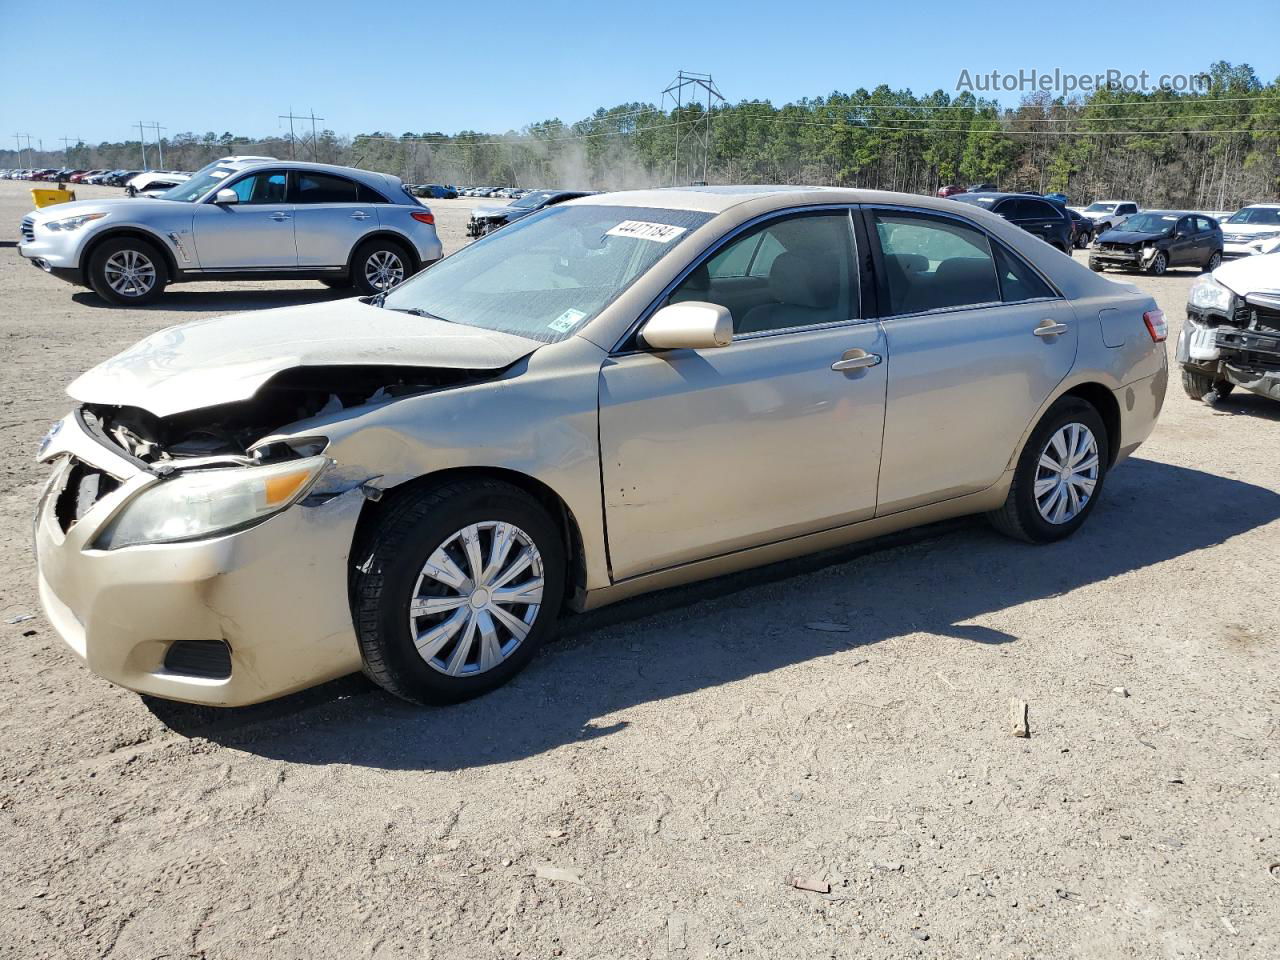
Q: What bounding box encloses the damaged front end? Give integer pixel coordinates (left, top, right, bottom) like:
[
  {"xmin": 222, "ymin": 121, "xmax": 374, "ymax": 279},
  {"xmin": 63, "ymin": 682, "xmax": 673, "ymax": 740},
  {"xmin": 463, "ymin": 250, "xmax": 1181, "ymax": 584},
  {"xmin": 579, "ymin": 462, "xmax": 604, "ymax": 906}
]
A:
[{"xmin": 1180, "ymin": 276, "xmax": 1280, "ymax": 402}]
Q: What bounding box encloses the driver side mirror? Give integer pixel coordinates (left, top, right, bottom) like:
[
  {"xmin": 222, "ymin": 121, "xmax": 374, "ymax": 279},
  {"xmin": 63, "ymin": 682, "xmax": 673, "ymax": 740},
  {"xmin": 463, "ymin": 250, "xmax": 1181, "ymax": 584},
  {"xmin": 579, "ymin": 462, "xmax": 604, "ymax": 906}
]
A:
[
  {"xmin": 639, "ymin": 302, "xmax": 733, "ymax": 350},
  {"xmin": 214, "ymin": 188, "xmax": 239, "ymax": 205}
]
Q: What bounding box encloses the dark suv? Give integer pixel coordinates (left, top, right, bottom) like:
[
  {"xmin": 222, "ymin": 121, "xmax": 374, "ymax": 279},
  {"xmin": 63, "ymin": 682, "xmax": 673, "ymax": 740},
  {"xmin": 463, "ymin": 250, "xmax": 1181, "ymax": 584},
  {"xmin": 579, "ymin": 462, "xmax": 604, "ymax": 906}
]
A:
[{"xmin": 949, "ymin": 192, "xmax": 1073, "ymax": 254}]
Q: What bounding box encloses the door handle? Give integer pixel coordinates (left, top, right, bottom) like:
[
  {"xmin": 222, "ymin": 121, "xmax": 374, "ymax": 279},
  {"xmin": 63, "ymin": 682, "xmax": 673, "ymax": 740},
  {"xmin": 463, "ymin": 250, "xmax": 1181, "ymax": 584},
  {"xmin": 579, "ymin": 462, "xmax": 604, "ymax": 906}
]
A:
[
  {"xmin": 270, "ymin": 212, "xmax": 291, "ymax": 221},
  {"xmin": 351, "ymin": 211, "xmax": 371, "ymax": 220},
  {"xmin": 1033, "ymin": 320, "xmax": 1069, "ymax": 338},
  {"xmin": 832, "ymin": 350, "xmax": 882, "ymax": 371}
]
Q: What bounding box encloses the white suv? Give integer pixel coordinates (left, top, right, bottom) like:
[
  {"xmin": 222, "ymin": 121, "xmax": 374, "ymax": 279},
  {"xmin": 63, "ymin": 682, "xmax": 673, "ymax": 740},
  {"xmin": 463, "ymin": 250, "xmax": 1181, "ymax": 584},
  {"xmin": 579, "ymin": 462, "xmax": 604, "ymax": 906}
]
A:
[
  {"xmin": 18, "ymin": 157, "xmax": 443, "ymax": 305},
  {"xmin": 1220, "ymin": 204, "xmax": 1280, "ymax": 258},
  {"xmin": 1080, "ymin": 200, "xmax": 1139, "ymax": 233}
]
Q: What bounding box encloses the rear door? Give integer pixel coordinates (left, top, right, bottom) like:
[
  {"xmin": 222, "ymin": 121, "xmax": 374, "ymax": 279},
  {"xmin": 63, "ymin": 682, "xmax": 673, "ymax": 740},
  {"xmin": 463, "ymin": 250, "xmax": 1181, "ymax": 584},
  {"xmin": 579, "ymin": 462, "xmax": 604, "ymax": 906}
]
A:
[
  {"xmin": 599, "ymin": 208, "xmax": 888, "ymax": 580},
  {"xmin": 190, "ymin": 168, "xmax": 296, "ymax": 269},
  {"xmin": 291, "ymin": 171, "xmax": 379, "ymax": 267},
  {"xmin": 867, "ymin": 207, "xmax": 1077, "ymax": 514}
]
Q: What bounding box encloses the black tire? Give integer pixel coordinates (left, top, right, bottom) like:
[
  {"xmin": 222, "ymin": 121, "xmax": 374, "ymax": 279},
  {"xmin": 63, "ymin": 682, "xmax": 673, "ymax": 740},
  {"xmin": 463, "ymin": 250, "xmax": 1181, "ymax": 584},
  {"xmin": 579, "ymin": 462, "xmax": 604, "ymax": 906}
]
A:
[
  {"xmin": 350, "ymin": 238, "xmax": 415, "ymax": 297},
  {"xmin": 319, "ymin": 277, "xmax": 353, "ymax": 289},
  {"xmin": 86, "ymin": 236, "xmax": 168, "ymax": 305},
  {"xmin": 1180, "ymin": 367, "xmax": 1234, "ymax": 401},
  {"xmin": 1147, "ymin": 251, "xmax": 1168, "ymax": 276},
  {"xmin": 987, "ymin": 397, "xmax": 1109, "ymax": 544},
  {"xmin": 1202, "ymin": 251, "xmax": 1222, "ymax": 273},
  {"xmin": 1089, "ymin": 261, "xmax": 1105, "ymax": 272},
  {"xmin": 353, "ymin": 479, "xmax": 566, "ymax": 705}
]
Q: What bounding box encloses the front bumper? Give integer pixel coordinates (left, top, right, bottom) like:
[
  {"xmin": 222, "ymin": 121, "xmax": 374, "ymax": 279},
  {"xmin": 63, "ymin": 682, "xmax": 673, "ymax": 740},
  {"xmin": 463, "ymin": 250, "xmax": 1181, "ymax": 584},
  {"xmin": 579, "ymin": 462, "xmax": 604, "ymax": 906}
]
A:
[
  {"xmin": 1223, "ymin": 239, "xmax": 1276, "ymax": 259},
  {"xmin": 1178, "ymin": 307, "xmax": 1280, "ymax": 402},
  {"xmin": 34, "ymin": 412, "xmax": 365, "ymax": 706},
  {"xmin": 17, "ymin": 232, "xmax": 81, "ymax": 271}
]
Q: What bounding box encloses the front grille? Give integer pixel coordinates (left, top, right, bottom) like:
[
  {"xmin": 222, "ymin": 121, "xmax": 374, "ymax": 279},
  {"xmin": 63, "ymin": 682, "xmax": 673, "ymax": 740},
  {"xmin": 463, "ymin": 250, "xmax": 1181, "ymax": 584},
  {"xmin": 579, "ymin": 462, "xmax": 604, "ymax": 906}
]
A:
[
  {"xmin": 1237, "ymin": 299, "xmax": 1280, "ymax": 334},
  {"xmin": 1099, "ymin": 243, "xmax": 1132, "ymax": 254},
  {"xmin": 21, "ymin": 217, "xmax": 35, "ymax": 243},
  {"xmin": 163, "ymin": 640, "xmax": 232, "ymax": 680},
  {"xmin": 53, "ymin": 459, "xmax": 120, "ymax": 533}
]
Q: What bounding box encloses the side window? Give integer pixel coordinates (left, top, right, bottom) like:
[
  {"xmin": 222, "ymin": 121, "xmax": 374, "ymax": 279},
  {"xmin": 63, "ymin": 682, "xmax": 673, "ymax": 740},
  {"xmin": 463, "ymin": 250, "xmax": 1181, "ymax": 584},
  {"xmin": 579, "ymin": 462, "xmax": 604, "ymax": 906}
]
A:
[
  {"xmin": 293, "ymin": 173, "xmax": 357, "ymax": 204},
  {"xmin": 668, "ymin": 212, "xmax": 858, "ymax": 336},
  {"xmin": 994, "ymin": 198, "xmax": 1025, "ymax": 219},
  {"xmin": 355, "ymin": 182, "xmax": 388, "ymax": 203},
  {"xmin": 1195, "ymin": 217, "xmax": 1212, "ymax": 233},
  {"xmin": 1119, "ymin": 204, "xmax": 1137, "ymax": 216},
  {"xmin": 227, "ymin": 171, "xmax": 287, "ymax": 204},
  {"xmin": 993, "ymin": 244, "xmax": 1055, "ymax": 302},
  {"xmin": 874, "ymin": 211, "xmax": 1000, "ymax": 314},
  {"xmin": 1176, "ymin": 216, "xmax": 1194, "ymax": 236},
  {"xmin": 1025, "ymin": 200, "xmax": 1059, "ymax": 220}
]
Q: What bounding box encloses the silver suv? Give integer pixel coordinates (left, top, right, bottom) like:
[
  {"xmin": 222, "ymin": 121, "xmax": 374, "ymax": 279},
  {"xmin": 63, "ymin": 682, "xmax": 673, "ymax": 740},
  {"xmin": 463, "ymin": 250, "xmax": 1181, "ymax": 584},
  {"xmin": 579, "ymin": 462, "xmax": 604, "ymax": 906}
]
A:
[{"xmin": 18, "ymin": 156, "xmax": 443, "ymax": 305}]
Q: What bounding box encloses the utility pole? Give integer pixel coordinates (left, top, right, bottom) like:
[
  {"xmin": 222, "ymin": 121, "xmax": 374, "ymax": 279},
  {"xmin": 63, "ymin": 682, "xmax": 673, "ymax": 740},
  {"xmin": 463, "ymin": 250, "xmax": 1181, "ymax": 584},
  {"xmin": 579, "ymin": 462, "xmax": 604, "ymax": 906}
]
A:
[
  {"xmin": 59, "ymin": 135, "xmax": 83, "ymax": 163},
  {"xmin": 147, "ymin": 122, "xmax": 167, "ymax": 168},
  {"xmin": 279, "ymin": 108, "xmax": 325, "ymax": 161},
  {"xmin": 661, "ymin": 71, "xmax": 724, "ymax": 186},
  {"xmin": 137, "ymin": 121, "xmax": 149, "ymax": 170},
  {"xmin": 14, "ymin": 133, "xmax": 32, "ymax": 169}
]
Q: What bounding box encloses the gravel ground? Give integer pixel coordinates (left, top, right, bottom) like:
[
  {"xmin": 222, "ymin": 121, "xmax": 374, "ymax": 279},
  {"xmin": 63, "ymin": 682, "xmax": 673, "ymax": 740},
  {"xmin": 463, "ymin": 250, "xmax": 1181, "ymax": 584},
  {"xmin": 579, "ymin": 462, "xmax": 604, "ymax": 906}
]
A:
[{"xmin": 1, "ymin": 181, "xmax": 1277, "ymax": 960}]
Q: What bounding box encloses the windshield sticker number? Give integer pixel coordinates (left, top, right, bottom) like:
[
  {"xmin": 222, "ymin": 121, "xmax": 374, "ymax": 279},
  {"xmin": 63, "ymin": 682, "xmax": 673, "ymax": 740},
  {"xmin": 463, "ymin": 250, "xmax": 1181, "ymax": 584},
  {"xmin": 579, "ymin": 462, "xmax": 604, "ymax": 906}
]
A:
[
  {"xmin": 549, "ymin": 308, "xmax": 588, "ymax": 333},
  {"xmin": 606, "ymin": 220, "xmax": 688, "ymax": 244}
]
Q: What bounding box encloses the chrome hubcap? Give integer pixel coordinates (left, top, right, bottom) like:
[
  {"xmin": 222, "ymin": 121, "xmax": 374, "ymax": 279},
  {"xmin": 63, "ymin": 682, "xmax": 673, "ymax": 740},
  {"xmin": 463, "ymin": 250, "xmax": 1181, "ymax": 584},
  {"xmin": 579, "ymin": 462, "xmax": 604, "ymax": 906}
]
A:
[
  {"xmin": 365, "ymin": 250, "xmax": 405, "ymax": 291},
  {"xmin": 409, "ymin": 521, "xmax": 544, "ymax": 676},
  {"xmin": 1035, "ymin": 423, "xmax": 1100, "ymax": 524},
  {"xmin": 104, "ymin": 249, "xmax": 156, "ymax": 297}
]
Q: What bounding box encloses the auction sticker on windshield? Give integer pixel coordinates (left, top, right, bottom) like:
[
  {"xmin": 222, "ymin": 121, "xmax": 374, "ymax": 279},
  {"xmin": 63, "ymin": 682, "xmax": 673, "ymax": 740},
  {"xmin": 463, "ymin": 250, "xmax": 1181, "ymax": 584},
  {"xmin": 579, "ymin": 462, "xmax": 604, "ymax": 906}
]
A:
[
  {"xmin": 606, "ymin": 220, "xmax": 688, "ymax": 243},
  {"xmin": 549, "ymin": 308, "xmax": 588, "ymax": 333}
]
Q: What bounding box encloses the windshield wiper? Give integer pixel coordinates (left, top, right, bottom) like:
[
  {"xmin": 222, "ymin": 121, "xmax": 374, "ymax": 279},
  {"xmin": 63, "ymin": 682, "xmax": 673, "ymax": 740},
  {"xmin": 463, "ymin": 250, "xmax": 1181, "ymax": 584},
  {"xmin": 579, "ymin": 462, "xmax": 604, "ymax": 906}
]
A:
[{"xmin": 386, "ymin": 305, "xmax": 452, "ymax": 323}]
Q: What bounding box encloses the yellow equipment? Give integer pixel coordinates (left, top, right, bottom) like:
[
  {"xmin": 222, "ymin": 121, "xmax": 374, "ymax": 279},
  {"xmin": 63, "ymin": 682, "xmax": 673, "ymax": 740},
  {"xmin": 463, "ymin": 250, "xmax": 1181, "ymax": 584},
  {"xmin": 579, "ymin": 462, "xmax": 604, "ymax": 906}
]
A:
[{"xmin": 30, "ymin": 188, "xmax": 77, "ymax": 209}]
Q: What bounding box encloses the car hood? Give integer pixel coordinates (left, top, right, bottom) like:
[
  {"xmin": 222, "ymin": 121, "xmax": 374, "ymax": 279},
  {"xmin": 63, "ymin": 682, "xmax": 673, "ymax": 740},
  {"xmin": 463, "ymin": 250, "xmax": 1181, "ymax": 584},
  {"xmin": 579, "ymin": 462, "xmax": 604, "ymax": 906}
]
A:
[
  {"xmin": 28, "ymin": 196, "xmax": 171, "ymax": 222},
  {"xmin": 472, "ymin": 204, "xmax": 514, "ymax": 218},
  {"xmin": 1221, "ymin": 222, "xmax": 1280, "ymax": 236},
  {"xmin": 1098, "ymin": 230, "xmax": 1166, "ymax": 245},
  {"xmin": 67, "ymin": 298, "xmax": 543, "ymax": 417},
  {"xmin": 1214, "ymin": 252, "xmax": 1280, "ymax": 296}
]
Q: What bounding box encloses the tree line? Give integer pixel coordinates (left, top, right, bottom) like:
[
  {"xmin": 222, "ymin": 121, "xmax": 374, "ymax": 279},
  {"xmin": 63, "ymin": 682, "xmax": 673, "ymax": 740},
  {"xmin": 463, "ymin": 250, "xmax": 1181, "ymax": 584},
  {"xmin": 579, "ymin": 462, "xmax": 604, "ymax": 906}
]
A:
[{"xmin": 5, "ymin": 61, "xmax": 1276, "ymax": 209}]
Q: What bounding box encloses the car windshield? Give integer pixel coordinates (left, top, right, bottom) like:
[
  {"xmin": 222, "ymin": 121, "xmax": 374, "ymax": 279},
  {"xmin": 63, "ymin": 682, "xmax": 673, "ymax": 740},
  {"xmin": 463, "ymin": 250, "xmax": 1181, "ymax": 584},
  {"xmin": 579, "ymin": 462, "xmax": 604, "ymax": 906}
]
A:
[
  {"xmin": 1226, "ymin": 207, "xmax": 1280, "ymax": 226},
  {"xmin": 382, "ymin": 204, "xmax": 713, "ymax": 343},
  {"xmin": 1085, "ymin": 203, "xmax": 1118, "ymax": 213},
  {"xmin": 1117, "ymin": 213, "xmax": 1177, "ymax": 234},
  {"xmin": 512, "ymin": 191, "xmax": 555, "ymax": 208},
  {"xmin": 155, "ymin": 164, "xmax": 238, "ymax": 202}
]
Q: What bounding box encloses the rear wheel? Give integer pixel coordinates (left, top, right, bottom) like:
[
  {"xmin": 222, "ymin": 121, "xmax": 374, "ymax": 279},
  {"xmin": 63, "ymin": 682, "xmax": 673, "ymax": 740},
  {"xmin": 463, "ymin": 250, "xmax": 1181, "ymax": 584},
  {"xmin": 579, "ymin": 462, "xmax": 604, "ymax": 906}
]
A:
[
  {"xmin": 353, "ymin": 479, "xmax": 565, "ymax": 705},
  {"xmin": 988, "ymin": 397, "xmax": 1108, "ymax": 544},
  {"xmin": 1202, "ymin": 251, "xmax": 1222, "ymax": 273},
  {"xmin": 1181, "ymin": 367, "xmax": 1234, "ymax": 401},
  {"xmin": 351, "ymin": 238, "xmax": 414, "ymax": 297},
  {"xmin": 87, "ymin": 236, "xmax": 167, "ymax": 305}
]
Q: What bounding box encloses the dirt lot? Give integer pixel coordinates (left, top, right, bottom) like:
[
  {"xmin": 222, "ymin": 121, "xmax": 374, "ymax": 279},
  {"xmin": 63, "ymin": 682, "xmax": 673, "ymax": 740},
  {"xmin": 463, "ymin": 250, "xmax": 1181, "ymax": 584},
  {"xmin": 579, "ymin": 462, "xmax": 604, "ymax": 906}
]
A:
[{"xmin": 1, "ymin": 180, "xmax": 1277, "ymax": 960}]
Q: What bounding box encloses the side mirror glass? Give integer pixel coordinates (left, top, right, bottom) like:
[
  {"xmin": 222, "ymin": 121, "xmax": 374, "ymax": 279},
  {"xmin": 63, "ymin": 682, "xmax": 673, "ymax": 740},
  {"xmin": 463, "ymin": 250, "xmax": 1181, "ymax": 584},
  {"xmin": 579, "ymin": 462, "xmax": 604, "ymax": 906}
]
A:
[
  {"xmin": 639, "ymin": 301, "xmax": 733, "ymax": 350},
  {"xmin": 214, "ymin": 188, "xmax": 239, "ymax": 205}
]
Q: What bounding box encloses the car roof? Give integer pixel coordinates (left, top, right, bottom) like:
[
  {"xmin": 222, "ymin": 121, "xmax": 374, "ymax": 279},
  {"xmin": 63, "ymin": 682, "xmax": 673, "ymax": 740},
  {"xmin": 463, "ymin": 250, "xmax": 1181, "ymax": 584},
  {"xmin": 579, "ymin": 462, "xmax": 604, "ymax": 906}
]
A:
[{"xmin": 224, "ymin": 158, "xmax": 405, "ymax": 192}]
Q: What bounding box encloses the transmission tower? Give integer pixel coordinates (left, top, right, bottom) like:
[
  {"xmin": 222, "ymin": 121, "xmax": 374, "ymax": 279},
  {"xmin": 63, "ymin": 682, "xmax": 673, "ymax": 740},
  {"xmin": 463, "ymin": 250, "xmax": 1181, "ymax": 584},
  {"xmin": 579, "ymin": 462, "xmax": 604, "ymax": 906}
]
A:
[{"xmin": 662, "ymin": 71, "xmax": 725, "ymax": 186}]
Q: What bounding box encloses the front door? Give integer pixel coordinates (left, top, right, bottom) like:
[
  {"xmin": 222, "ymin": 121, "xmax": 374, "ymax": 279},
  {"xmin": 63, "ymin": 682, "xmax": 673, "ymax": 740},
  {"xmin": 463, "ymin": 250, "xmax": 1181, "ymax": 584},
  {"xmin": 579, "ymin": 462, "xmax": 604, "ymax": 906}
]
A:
[
  {"xmin": 599, "ymin": 209, "xmax": 888, "ymax": 580},
  {"xmin": 191, "ymin": 169, "xmax": 296, "ymax": 269},
  {"xmin": 868, "ymin": 208, "xmax": 1077, "ymax": 514}
]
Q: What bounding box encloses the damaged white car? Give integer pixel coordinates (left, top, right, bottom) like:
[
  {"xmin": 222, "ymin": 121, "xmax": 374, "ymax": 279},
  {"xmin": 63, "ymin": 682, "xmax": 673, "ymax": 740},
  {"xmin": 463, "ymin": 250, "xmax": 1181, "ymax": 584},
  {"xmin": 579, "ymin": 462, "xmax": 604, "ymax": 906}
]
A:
[
  {"xmin": 35, "ymin": 187, "xmax": 1167, "ymax": 707},
  {"xmin": 1179, "ymin": 252, "xmax": 1280, "ymax": 404}
]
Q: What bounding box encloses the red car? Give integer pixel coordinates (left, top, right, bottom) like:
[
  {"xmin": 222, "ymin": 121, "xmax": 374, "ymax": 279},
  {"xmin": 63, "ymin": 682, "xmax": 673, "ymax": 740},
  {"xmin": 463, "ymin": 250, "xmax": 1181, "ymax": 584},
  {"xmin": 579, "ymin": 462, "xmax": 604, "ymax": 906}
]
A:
[{"xmin": 936, "ymin": 184, "xmax": 967, "ymax": 198}]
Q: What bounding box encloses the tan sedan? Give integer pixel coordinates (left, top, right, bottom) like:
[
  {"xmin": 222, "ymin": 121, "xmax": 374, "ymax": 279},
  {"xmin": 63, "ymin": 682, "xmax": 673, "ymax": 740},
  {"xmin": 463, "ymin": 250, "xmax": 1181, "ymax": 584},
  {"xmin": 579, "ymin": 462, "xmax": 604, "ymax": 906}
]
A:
[{"xmin": 34, "ymin": 187, "xmax": 1168, "ymax": 706}]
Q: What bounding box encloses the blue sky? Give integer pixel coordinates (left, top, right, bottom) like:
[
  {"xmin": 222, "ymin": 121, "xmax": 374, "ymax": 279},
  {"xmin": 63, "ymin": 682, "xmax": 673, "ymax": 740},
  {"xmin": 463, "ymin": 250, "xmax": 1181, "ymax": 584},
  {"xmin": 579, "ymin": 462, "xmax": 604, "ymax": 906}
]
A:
[{"xmin": 2, "ymin": 0, "xmax": 1276, "ymax": 148}]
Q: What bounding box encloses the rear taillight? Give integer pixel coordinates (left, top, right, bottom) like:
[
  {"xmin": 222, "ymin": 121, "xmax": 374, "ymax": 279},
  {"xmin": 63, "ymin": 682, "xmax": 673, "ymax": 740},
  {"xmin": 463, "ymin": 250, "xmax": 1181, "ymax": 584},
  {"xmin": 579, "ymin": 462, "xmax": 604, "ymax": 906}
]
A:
[
  {"xmin": 411, "ymin": 211, "xmax": 435, "ymax": 225},
  {"xmin": 1143, "ymin": 309, "xmax": 1167, "ymax": 342}
]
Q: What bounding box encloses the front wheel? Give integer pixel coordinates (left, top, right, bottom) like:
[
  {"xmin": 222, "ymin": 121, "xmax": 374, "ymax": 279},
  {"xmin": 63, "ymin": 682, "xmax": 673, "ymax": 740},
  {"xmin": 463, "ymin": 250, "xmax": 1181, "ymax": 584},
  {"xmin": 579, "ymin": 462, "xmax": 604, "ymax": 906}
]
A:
[
  {"xmin": 1147, "ymin": 251, "xmax": 1168, "ymax": 276},
  {"xmin": 1181, "ymin": 367, "xmax": 1234, "ymax": 401},
  {"xmin": 86, "ymin": 236, "xmax": 168, "ymax": 305},
  {"xmin": 351, "ymin": 238, "xmax": 415, "ymax": 297},
  {"xmin": 1089, "ymin": 261, "xmax": 1105, "ymax": 272},
  {"xmin": 987, "ymin": 397, "xmax": 1109, "ymax": 544},
  {"xmin": 353, "ymin": 479, "xmax": 566, "ymax": 705}
]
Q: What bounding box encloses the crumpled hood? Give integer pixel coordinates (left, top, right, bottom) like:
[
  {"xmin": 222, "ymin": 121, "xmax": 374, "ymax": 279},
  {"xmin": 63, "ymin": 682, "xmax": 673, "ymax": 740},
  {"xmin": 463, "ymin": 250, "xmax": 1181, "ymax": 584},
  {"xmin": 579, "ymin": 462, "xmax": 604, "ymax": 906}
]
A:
[
  {"xmin": 68, "ymin": 297, "xmax": 542, "ymax": 417},
  {"xmin": 1214, "ymin": 251, "xmax": 1280, "ymax": 296},
  {"xmin": 472, "ymin": 204, "xmax": 514, "ymax": 219},
  {"xmin": 1097, "ymin": 230, "xmax": 1166, "ymax": 246}
]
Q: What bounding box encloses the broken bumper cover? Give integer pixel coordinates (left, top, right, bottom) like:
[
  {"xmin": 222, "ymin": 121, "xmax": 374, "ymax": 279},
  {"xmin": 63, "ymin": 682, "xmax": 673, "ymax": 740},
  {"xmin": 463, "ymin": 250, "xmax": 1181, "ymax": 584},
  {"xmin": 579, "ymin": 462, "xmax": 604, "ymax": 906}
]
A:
[
  {"xmin": 1179, "ymin": 307, "xmax": 1280, "ymax": 402},
  {"xmin": 34, "ymin": 413, "xmax": 365, "ymax": 706}
]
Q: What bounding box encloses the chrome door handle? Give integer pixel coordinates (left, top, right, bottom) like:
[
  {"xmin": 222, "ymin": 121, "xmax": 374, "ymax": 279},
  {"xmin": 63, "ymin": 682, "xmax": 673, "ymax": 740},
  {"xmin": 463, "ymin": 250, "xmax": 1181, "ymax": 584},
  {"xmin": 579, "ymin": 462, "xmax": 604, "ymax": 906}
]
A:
[
  {"xmin": 351, "ymin": 211, "xmax": 371, "ymax": 220},
  {"xmin": 832, "ymin": 351, "xmax": 882, "ymax": 371},
  {"xmin": 270, "ymin": 212, "xmax": 291, "ymax": 221},
  {"xmin": 1033, "ymin": 321, "xmax": 1069, "ymax": 338}
]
